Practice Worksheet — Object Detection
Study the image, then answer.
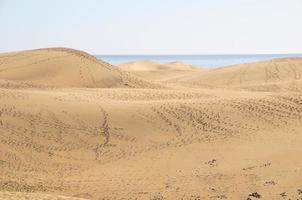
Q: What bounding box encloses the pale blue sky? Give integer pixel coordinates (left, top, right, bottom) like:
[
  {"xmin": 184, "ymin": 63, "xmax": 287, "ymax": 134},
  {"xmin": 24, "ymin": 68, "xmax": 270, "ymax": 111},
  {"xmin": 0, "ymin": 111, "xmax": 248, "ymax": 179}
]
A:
[{"xmin": 0, "ymin": 0, "xmax": 301, "ymax": 54}]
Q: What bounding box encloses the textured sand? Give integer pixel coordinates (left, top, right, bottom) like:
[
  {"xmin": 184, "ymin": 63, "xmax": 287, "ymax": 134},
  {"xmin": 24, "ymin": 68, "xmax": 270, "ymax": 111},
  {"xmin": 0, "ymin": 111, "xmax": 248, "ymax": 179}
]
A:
[{"xmin": 0, "ymin": 48, "xmax": 302, "ymax": 200}]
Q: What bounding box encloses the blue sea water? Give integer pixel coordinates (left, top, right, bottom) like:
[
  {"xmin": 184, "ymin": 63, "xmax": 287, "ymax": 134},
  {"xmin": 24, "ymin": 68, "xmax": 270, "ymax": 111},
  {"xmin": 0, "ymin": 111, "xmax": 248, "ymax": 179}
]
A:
[{"xmin": 96, "ymin": 54, "xmax": 302, "ymax": 68}]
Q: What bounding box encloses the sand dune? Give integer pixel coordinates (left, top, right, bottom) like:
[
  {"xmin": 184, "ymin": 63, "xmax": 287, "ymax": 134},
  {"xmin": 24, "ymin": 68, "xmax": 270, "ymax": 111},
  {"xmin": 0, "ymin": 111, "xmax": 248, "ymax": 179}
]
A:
[
  {"xmin": 119, "ymin": 60, "xmax": 196, "ymax": 71},
  {"xmin": 121, "ymin": 58, "xmax": 302, "ymax": 92},
  {"xmin": 169, "ymin": 58, "xmax": 302, "ymax": 90},
  {"xmin": 119, "ymin": 60, "xmax": 207, "ymax": 82},
  {"xmin": 0, "ymin": 48, "xmax": 162, "ymax": 89},
  {"xmin": 1, "ymin": 48, "xmax": 302, "ymax": 199}
]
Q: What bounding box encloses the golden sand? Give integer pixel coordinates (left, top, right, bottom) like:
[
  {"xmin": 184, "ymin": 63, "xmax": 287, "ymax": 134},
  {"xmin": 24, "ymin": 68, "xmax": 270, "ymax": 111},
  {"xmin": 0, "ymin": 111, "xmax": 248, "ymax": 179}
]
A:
[{"xmin": 0, "ymin": 48, "xmax": 302, "ymax": 199}]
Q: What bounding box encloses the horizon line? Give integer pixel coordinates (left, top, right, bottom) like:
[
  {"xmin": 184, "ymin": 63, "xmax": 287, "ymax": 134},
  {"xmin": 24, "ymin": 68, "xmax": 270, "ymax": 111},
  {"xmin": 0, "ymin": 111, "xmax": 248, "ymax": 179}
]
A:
[{"xmin": 96, "ymin": 53, "xmax": 302, "ymax": 56}]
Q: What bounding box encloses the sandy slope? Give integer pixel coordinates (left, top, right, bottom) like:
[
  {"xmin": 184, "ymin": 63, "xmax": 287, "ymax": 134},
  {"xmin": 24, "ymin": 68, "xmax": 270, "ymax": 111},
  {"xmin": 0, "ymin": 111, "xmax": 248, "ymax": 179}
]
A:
[
  {"xmin": 0, "ymin": 191, "xmax": 87, "ymax": 200},
  {"xmin": 167, "ymin": 58, "xmax": 302, "ymax": 91},
  {"xmin": 0, "ymin": 48, "xmax": 162, "ymax": 89},
  {"xmin": 0, "ymin": 48, "xmax": 302, "ymax": 200},
  {"xmin": 118, "ymin": 60, "xmax": 207, "ymax": 82},
  {"xmin": 119, "ymin": 60, "xmax": 196, "ymax": 71},
  {"xmin": 120, "ymin": 58, "xmax": 302, "ymax": 92}
]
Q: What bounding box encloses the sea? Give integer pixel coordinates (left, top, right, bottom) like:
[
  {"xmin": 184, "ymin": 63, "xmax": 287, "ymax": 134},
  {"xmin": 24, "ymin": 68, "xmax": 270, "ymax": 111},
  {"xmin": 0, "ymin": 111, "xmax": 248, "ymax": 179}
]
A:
[{"xmin": 96, "ymin": 54, "xmax": 302, "ymax": 68}]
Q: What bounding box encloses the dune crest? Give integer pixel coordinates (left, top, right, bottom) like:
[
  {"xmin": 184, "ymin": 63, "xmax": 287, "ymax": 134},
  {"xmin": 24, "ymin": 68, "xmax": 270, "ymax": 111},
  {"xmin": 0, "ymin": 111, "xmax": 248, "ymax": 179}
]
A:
[
  {"xmin": 119, "ymin": 60, "xmax": 207, "ymax": 81},
  {"xmin": 0, "ymin": 48, "xmax": 162, "ymax": 89},
  {"xmin": 119, "ymin": 60, "xmax": 202, "ymax": 71},
  {"xmin": 121, "ymin": 57, "xmax": 302, "ymax": 91},
  {"xmin": 164, "ymin": 61, "xmax": 195, "ymax": 70},
  {"xmin": 173, "ymin": 58, "xmax": 302, "ymax": 88}
]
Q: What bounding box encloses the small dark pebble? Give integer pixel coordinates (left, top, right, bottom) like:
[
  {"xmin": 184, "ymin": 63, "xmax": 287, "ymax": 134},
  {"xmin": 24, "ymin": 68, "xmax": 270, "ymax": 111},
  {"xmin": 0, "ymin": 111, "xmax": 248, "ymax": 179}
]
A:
[{"xmin": 248, "ymin": 192, "xmax": 261, "ymax": 198}]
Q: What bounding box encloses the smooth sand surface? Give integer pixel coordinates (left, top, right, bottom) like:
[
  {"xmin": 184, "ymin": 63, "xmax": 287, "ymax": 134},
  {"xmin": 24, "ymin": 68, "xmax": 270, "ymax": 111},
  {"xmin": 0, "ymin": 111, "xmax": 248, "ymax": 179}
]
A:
[
  {"xmin": 118, "ymin": 60, "xmax": 207, "ymax": 82},
  {"xmin": 119, "ymin": 60, "xmax": 197, "ymax": 71},
  {"xmin": 0, "ymin": 48, "xmax": 302, "ymax": 200}
]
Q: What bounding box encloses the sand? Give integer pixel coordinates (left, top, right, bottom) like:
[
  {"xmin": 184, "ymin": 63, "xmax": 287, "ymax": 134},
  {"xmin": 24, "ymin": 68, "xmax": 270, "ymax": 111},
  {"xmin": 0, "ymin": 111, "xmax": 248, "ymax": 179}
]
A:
[
  {"xmin": 118, "ymin": 60, "xmax": 207, "ymax": 82},
  {"xmin": 0, "ymin": 48, "xmax": 302, "ymax": 200}
]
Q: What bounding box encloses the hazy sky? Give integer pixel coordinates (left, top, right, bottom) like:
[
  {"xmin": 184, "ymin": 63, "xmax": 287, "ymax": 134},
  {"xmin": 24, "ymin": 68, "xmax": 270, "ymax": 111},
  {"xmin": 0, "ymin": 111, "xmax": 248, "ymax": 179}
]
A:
[{"xmin": 0, "ymin": 0, "xmax": 301, "ymax": 54}]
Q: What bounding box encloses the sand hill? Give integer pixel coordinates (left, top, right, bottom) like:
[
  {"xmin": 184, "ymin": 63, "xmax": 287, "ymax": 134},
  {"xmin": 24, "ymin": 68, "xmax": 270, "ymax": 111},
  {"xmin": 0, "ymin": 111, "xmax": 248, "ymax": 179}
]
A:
[
  {"xmin": 119, "ymin": 60, "xmax": 195, "ymax": 71},
  {"xmin": 0, "ymin": 48, "xmax": 162, "ymax": 89},
  {"xmin": 169, "ymin": 58, "xmax": 302, "ymax": 90},
  {"xmin": 121, "ymin": 58, "xmax": 302, "ymax": 92},
  {"xmin": 1, "ymin": 49, "xmax": 302, "ymax": 200},
  {"xmin": 119, "ymin": 60, "xmax": 206, "ymax": 82}
]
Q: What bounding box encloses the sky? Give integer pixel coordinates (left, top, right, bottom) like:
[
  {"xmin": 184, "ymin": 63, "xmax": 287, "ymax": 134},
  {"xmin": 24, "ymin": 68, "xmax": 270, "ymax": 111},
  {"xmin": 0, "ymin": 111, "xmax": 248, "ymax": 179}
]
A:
[{"xmin": 0, "ymin": 0, "xmax": 301, "ymax": 54}]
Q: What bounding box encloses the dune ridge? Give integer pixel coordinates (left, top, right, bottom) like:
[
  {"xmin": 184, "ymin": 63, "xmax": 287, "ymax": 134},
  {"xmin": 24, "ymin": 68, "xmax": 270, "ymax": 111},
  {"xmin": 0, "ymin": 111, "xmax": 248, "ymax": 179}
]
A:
[
  {"xmin": 119, "ymin": 60, "xmax": 207, "ymax": 82},
  {"xmin": 119, "ymin": 60, "xmax": 197, "ymax": 71},
  {"xmin": 169, "ymin": 58, "xmax": 302, "ymax": 88},
  {"xmin": 0, "ymin": 48, "xmax": 302, "ymax": 199},
  {"xmin": 121, "ymin": 57, "xmax": 302, "ymax": 92},
  {"xmin": 0, "ymin": 48, "xmax": 163, "ymax": 89}
]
